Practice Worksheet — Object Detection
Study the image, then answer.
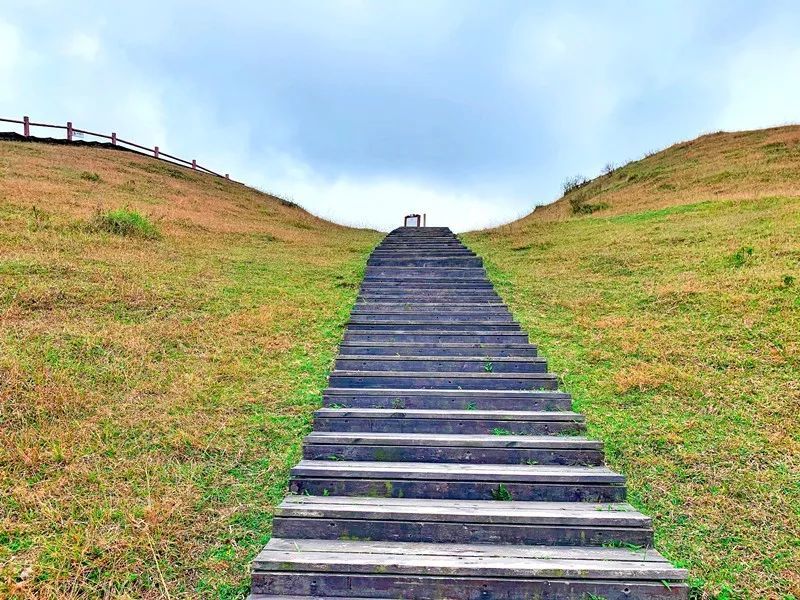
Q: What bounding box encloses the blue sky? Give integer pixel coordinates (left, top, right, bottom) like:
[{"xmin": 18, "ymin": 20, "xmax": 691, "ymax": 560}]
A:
[{"xmin": 2, "ymin": 1, "xmax": 799, "ymax": 231}]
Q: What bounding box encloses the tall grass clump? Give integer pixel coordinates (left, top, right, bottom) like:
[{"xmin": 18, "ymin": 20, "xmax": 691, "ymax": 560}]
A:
[{"xmin": 90, "ymin": 207, "xmax": 161, "ymax": 239}]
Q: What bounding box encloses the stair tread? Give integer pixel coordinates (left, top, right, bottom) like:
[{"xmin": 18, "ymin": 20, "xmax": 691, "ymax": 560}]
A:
[
  {"xmin": 292, "ymin": 460, "xmax": 625, "ymax": 483},
  {"xmin": 330, "ymin": 370, "xmax": 556, "ymax": 379},
  {"xmin": 254, "ymin": 539, "xmax": 686, "ymax": 580},
  {"xmin": 348, "ymin": 320, "xmax": 517, "ymax": 325},
  {"xmin": 324, "ymin": 388, "xmax": 568, "ymax": 396},
  {"xmin": 345, "ymin": 330, "xmax": 523, "ymax": 334},
  {"xmin": 315, "ymin": 408, "xmax": 582, "ymax": 420},
  {"xmin": 306, "ymin": 431, "xmax": 598, "ymax": 448},
  {"xmin": 278, "ymin": 496, "xmax": 649, "ymax": 526},
  {"xmin": 337, "ymin": 355, "xmax": 544, "ymax": 362}
]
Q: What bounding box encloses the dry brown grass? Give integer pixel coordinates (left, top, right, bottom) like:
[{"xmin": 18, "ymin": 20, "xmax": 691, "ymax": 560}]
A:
[{"xmin": 0, "ymin": 140, "xmax": 380, "ymax": 598}]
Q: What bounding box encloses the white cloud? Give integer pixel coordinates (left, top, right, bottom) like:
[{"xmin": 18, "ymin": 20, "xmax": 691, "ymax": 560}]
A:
[
  {"xmin": 0, "ymin": 20, "xmax": 22, "ymax": 103},
  {"xmin": 63, "ymin": 32, "xmax": 101, "ymax": 62},
  {"xmin": 296, "ymin": 177, "xmax": 524, "ymax": 233},
  {"xmin": 244, "ymin": 161, "xmax": 524, "ymax": 232},
  {"xmin": 717, "ymin": 28, "xmax": 800, "ymax": 130}
]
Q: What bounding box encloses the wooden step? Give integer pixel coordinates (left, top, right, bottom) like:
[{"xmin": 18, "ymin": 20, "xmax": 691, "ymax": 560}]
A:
[
  {"xmin": 360, "ymin": 280, "xmax": 493, "ymax": 287},
  {"xmin": 364, "ymin": 274, "xmax": 490, "ymax": 283},
  {"xmin": 346, "ymin": 322, "xmax": 522, "ymax": 332},
  {"xmin": 367, "ymin": 257, "xmax": 483, "ymax": 267},
  {"xmin": 342, "ymin": 331, "xmax": 529, "ymax": 344},
  {"xmin": 356, "ymin": 295, "xmax": 501, "ymax": 303},
  {"xmin": 273, "ymin": 496, "xmax": 652, "ymax": 546},
  {"xmin": 352, "ymin": 303, "xmax": 509, "ymax": 312},
  {"xmin": 313, "ymin": 408, "xmax": 582, "ymax": 435},
  {"xmin": 303, "ymin": 431, "xmax": 602, "ymax": 465},
  {"xmin": 335, "ymin": 356, "xmax": 546, "ymax": 373},
  {"xmin": 349, "ymin": 311, "xmax": 514, "ymax": 322},
  {"xmin": 251, "ymin": 539, "xmax": 688, "ymax": 599},
  {"xmin": 338, "ymin": 342, "xmax": 538, "ymax": 357},
  {"xmin": 358, "ymin": 289, "xmax": 499, "ymax": 296},
  {"xmin": 290, "ymin": 460, "xmax": 625, "ymax": 502},
  {"xmin": 369, "ymin": 251, "xmax": 476, "ymax": 258},
  {"xmin": 322, "ymin": 388, "xmax": 571, "ymax": 410},
  {"xmin": 358, "ymin": 290, "xmax": 499, "ymax": 297},
  {"xmin": 328, "ymin": 370, "xmax": 559, "ymax": 390}
]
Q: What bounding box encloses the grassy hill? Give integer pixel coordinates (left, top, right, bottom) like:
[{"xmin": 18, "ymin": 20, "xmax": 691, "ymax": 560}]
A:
[
  {"xmin": 0, "ymin": 140, "xmax": 381, "ymax": 598},
  {"xmin": 465, "ymin": 128, "xmax": 800, "ymax": 598},
  {"xmin": 527, "ymin": 125, "xmax": 800, "ymax": 221}
]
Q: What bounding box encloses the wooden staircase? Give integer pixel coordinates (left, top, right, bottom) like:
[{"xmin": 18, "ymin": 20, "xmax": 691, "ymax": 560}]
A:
[{"xmin": 250, "ymin": 226, "xmax": 688, "ymax": 599}]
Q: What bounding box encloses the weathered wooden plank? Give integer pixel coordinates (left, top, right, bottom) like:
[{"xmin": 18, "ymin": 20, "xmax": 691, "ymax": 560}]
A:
[
  {"xmin": 314, "ymin": 408, "xmax": 581, "ymax": 421},
  {"xmin": 252, "ymin": 573, "xmax": 688, "ymax": 599},
  {"xmin": 303, "ymin": 443, "xmax": 602, "ymax": 465},
  {"xmin": 328, "ymin": 371, "xmax": 559, "ymax": 390},
  {"xmin": 348, "ymin": 312, "xmax": 516, "ymax": 322},
  {"xmin": 305, "ymin": 432, "xmax": 597, "ymax": 448},
  {"xmin": 322, "ymin": 388, "xmax": 568, "ymax": 399},
  {"xmin": 364, "ymin": 267, "xmax": 488, "ymax": 278},
  {"xmin": 254, "ymin": 549, "xmax": 685, "ymax": 580},
  {"xmin": 281, "ymin": 496, "xmax": 637, "ymax": 515},
  {"xmin": 360, "ymin": 279, "xmax": 493, "ymax": 286},
  {"xmin": 260, "ymin": 537, "xmax": 672, "ymax": 564},
  {"xmin": 273, "ymin": 517, "xmax": 653, "ymax": 547},
  {"xmin": 352, "ymin": 306, "xmax": 510, "ymax": 314},
  {"xmin": 291, "ymin": 476, "xmax": 625, "ymax": 501},
  {"xmin": 342, "ymin": 331, "xmax": 529, "ymax": 344},
  {"xmin": 322, "ymin": 388, "xmax": 571, "ymax": 410},
  {"xmin": 368, "ymin": 257, "xmax": 483, "ymax": 267},
  {"xmin": 276, "ymin": 497, "xmax": 647, "ymax": 526},
  {"xmin": 313, "ymin": 417, "xmax": 584, "ymax": 435},
  {"xmin": 346, "ymin": 322, "xmax": 522, "ymax": 332},
  {"xmin": 291, "ymin": 461, "xmax": 624, "ymax": 484},
  {"xmin": 337, "ymin": 342, "xmax": 538, "ymax": 357},
  {"xmin": 335, "ymin": 356, "xmax": 545, "ymax": 372}
]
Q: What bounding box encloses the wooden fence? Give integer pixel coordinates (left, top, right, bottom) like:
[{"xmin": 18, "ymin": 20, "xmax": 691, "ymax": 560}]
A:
[{"xmin": 0, "ymin": 115, "xmax": 230, "ymax": 180}]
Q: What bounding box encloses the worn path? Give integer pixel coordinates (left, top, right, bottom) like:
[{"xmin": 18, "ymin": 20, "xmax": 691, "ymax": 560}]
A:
[{"xmin": 250, "ymin": 226, "xmax": 688, "ymax": 599}]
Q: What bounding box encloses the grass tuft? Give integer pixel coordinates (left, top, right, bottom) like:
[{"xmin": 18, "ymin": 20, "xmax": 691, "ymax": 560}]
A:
[
  {"xmin": 80, "ymin": 171, "xmax": 101, "ymax": 182},
  {"xmin": 89, "ymin": 207, "xmax": 161, "ymax": 239},
  {"xmin": 491, "ymin": 484, "xmax": 513, "ymax": 501}
]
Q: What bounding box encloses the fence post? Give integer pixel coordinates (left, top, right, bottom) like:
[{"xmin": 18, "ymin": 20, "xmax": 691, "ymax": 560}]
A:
[
  {"xmin": 111, "ymin": 132, "xmax": 117, "ymax": 145},
  {"xmin": 225, "ymin": 174, "xmax": 229, "ymax": 179},
  {"xmin": 23, "ymin": 116, "xmax": 30, "ymax": 137},
  {"xmin": 154, "ymin": 146, "xmax": 159, "ymax": 158},
  {"xmin": 66, "ymin": 121, "xmax": 73, "ymax": 141},
  {"xmin": 192, "ymin": 159, "xmax": 197, "ymax": 170}
]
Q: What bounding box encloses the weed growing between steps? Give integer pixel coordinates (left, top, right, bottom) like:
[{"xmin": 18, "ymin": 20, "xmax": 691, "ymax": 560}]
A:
[
  {"xmin": 465, "ymin": 196, "xmax": 800, "ymax": 599},
  {"xmin": 0, "ymin": 141, "xmax": 380, "ymax": 598}
]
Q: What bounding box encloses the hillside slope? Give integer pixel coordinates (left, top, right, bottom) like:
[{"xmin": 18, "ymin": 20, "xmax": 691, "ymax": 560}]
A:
[
  {"xmin": 465, "ymin": 128, "xmax": 800, "ymax": 598},
  {"xmin": 0, "ymin": 140, "xmax": 381, "ymax": 598},
  {"xmin": 525, "ymin": 125, "xmax": 800, "ymax": 221}
]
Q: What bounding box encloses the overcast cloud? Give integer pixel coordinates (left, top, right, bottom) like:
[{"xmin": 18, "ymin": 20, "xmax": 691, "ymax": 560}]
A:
[{"xmin": 2, "ymin": 1, "xmax": 799, "ymax": 231}]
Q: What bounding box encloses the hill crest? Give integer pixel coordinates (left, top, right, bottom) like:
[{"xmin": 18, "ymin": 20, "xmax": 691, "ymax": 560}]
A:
[{"xmin": 516, "ymin": 124, "xmax": 800, "ymax": 224}]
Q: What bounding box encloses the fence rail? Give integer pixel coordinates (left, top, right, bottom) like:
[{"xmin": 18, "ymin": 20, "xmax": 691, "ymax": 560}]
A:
[{"xmin": 0, "ymin": 115, "xmax": 230, "ymax": 180}]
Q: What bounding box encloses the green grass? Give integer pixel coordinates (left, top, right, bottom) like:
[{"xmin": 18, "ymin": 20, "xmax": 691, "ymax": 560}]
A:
[
  {"xmin": 80, "ymin": 171, "xmax": 102, "ymax": 182},
  {"xmin": 465, "ymin": 196, "xmax": 800, "ymax": 599},
  {"xmin": 89, "ymin": 207, "xmax": 161, "ymax": 239},
  {"xmin": 491, "ymin": 483, "xmax": 513, "ymax": 501}
]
